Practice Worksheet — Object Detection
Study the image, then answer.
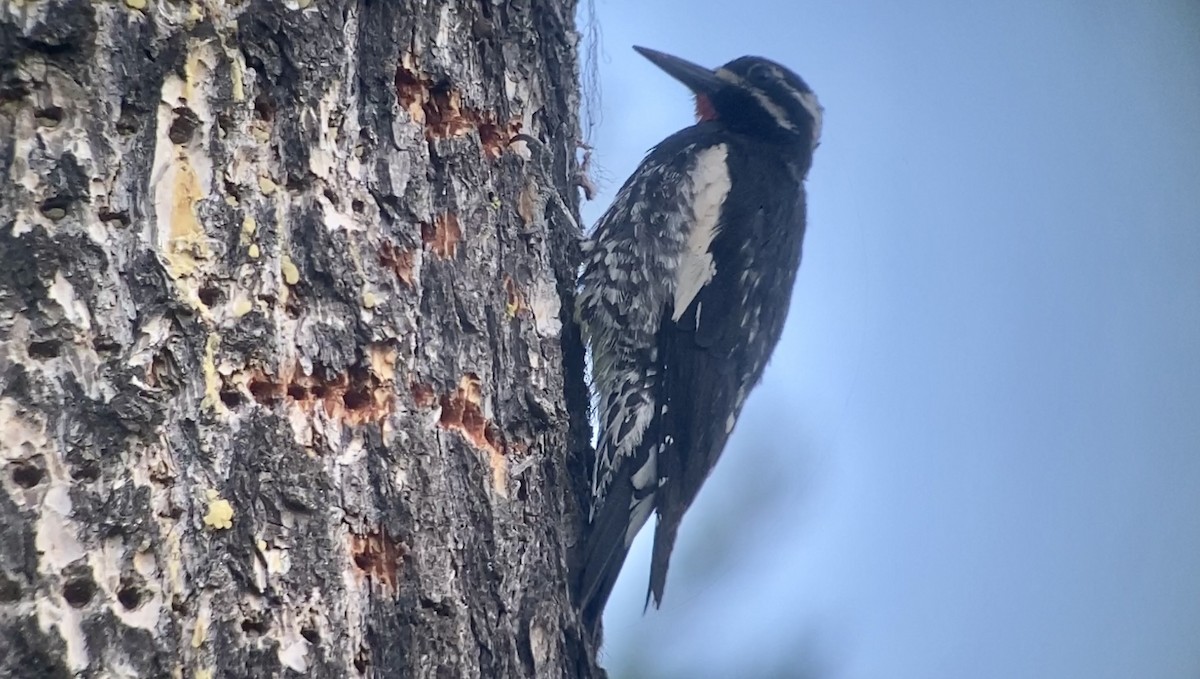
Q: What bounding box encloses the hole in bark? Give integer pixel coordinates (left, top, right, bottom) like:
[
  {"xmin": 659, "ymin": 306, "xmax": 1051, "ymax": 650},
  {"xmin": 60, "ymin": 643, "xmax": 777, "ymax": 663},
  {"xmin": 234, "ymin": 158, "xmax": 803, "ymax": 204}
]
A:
[
  {"xmin": 93, "ymin": 336, "xmax": 121, "ymax": 353},
  {"xmin": 35, "ymin": 106, "xmax": 64, "ymax": 127},
  {"xmin": 394, "ymin": 63, "xmax": 423, "ymax": 113},
  {"xmin": 98, "ymin": 207, "xmax": 130, "ymax": 226},
  {"xmin": 343, "ymin": 388, "xmax": 370, "ymax": 411},
  {"xmin": 241, "ymin": 618, "xmax": 269, "ymax": 636},
  {"xmin": 478, "ymin": 122, "xmax": 503, "ymax": 157},
  {"xmin": 354, "ymin": 649, "xmax": 369, "ymax": 674},
  {"xmin": 300, "ymin": 627, "xmax": 320, "ymax": 645},
  {"xmin": 285, "ymin": 173, "xmax": 311, "ymax": 192},
  {"xmin": 254, "ymin": 96, "xmax": 275, "ymax": 122},
  {"xmin": 117, "ymin": 583, "xmax": 143, "ymax": 610},
  {"xmin": 352, "ymin": 199, "xmax": 364, "ymax": 213},
  {"xmin": 410, "ymin": 382, "xmax": 436, "ymax": 408},
  {"xmin": 39, "ymin": 196, "xmax": 71, "ymax": 220},
  {"xmin": 421, "ymin": 213, "xmax": 462, "ymax": 259},
  {"xmin": 62, "ymin": 576, "xmax": 96, "ymax": 607},
  {"xmin": 280, "ymin": 494, "xmax": 313, "ymax": 514},
  {"xmin": 419, "ymin": 596, "xmax": 454, "ymax": 617},
  {"xmin": 116, "ymin": 102, "xmax": 140, "ymax": 134},
  {"xmin": 70, "ymin": 461, "xmax": 100, "ymax": 482},
  {"xmin": 0, "ymin": 573, "xmax": 20, "ymax": 602},
  {"xmin": 322, "ymin": 187, "xmax": 339, "ymax": 207},
  {"xmin": 219, "ymin": 389, "xmax": 243, "ymax": 407},
  {"xmin": 352, "ymin": 552, "xmax": 374, "ymax": 571},
  {"xmin": 349, "ymin": 531, "xmax": 406, "ymax": 590},
  {"xmin": 286, "ymin": 384, "xmax": 307, "ymax": 400},
  {"xmin": 147, "ymin": 353, "xmax": 169, "ymax": 389},
  {"xmin": 168, "ymin": 107, "xmax": 201, "ymax": 144},
  {"xmin": 11, "ymin": 462, "xmax": 45, "ymax": 488},
  {"xmin": 380, "ymin": 243, "xmax": 415, "ymax": 288},
  {"xmin": 248, "ymin": 379, "xmax": 282, "ymax": 405},
  {"xmin": 27, "ymin": 340, "xmax": 60, "ymax": 359},
  {"xmin": 197, "ymin": 285, "xmax": 222, "ymax": 307}
]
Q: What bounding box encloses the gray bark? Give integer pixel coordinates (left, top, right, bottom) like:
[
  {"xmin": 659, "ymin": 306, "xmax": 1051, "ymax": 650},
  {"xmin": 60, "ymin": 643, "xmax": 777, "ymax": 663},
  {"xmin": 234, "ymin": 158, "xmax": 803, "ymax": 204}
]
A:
[{"xmin": 0, "ymin": 0, "xmax": 598, "ymax": 677}]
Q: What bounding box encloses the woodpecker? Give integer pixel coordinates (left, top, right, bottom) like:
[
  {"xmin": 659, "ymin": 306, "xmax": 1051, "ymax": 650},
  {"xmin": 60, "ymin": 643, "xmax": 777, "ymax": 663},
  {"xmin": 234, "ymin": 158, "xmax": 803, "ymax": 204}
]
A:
[{"xmin": 575, "ymin": 46, "xmax": 822, "ymax": 627}]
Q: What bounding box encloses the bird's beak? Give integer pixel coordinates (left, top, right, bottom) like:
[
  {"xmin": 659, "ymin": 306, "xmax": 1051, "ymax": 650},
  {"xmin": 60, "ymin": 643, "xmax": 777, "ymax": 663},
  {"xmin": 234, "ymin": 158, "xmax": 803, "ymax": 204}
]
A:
[{"xmin": 633, "ymin": 46, "xmax": 723, "ymax": 97}]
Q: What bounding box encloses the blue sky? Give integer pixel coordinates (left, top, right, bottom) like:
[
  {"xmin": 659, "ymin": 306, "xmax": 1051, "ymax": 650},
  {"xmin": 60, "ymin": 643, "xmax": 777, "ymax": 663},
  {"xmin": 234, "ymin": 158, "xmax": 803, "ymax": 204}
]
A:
[{"xmin": 577, "ymin": 2, "xmax": 1200, "ymax": 677}]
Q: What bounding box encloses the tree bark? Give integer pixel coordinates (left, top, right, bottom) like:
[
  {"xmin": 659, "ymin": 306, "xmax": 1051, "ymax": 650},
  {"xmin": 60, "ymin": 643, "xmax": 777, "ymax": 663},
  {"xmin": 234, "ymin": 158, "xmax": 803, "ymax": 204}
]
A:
[{"xmin": 0, "ymin": 1, "xmax": 597, "ymax": 677}]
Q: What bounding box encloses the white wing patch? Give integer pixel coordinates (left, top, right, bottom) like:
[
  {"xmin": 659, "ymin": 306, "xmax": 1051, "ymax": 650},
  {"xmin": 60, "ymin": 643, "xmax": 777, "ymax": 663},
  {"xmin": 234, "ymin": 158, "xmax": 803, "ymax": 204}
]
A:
[
  {"xmin": 626, "ymin": 493, "xmax": 655, "ymax": 546},
  {"xmin": 630, "ymin": 447, "xmax": 658, "ymax": 491},
  {"xmin": 626, "ymin": 446, "xmax": 659, "ymax": 546},
  {"xmin": 672, "ymin": 144, "xmax": 731, "ymax": 322}
]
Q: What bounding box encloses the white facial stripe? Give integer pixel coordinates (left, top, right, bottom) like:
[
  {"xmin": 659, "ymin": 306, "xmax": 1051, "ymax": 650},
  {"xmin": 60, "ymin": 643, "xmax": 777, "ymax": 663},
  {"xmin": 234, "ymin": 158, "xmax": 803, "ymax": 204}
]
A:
[
  {"xmin": 715, "ymin": 68, "xmax": 740, "ymax": 84},
  {"xmin": 749, "ymin": 89, "xmax": 797, "ymax": 132},
  {"xmin": 715, "ymin": 67, "xmax": 800, "ymax": 134},
  {"xmin": 673, "ymin": 144, "xmax": 731, "ymax": 321},
  {"xmin": 796, "ymin": 90, "xmax": 824, "ymax": 144}
]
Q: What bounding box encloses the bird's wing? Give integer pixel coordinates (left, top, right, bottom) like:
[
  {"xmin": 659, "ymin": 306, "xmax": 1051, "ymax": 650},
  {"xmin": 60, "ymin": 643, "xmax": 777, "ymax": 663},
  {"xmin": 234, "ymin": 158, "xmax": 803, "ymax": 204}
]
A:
[
  {"xmin": 645, "ymin": 205, "xmax": 767, "ymax": 608},
  {"xmin": 648, "ymin": 168, "xmax": 806, "ymax": 606},
  {"xmin": 575, "ymin": 135, "xmax": 727, "ymax": 624}
]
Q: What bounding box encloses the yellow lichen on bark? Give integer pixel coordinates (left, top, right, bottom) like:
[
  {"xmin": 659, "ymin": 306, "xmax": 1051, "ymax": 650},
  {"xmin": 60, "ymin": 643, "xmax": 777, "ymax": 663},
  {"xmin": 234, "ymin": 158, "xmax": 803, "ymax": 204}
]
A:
[{"xmin": 203, "ymin": 489, "xmax": 234, "ymax": 530}]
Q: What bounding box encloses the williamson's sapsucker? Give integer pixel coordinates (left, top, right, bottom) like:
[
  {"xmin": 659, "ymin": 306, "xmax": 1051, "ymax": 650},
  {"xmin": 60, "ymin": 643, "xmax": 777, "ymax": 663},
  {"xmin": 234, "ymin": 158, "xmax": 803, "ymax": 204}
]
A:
[{"xmin": 575, "ymin": 46, "xmax": 823, "ymax": 627}]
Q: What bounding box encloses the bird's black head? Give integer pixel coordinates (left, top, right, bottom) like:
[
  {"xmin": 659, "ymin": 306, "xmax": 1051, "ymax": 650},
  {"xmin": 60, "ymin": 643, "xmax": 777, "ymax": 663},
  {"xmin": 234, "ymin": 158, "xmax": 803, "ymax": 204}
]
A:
[{"xmin": 634, "ymin": 46, "xmax": 823, "ymax": 150}]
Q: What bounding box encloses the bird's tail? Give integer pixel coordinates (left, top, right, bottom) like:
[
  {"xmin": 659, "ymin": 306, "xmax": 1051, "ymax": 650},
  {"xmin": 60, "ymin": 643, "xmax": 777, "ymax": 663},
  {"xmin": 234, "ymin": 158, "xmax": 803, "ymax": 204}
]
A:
[
  {"xmin": 646, "ymin": 513, "xmax": 681, "ymax": 610},
  {"xmin": 577, "ymin": 475, "xmax": 638, "ymax": 630}
]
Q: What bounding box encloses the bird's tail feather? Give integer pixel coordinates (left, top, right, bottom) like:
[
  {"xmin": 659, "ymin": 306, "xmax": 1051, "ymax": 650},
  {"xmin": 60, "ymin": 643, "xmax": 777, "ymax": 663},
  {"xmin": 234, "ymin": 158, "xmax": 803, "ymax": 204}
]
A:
[
  {"xmin": 647, "ymin": 514, "xmax": 681, "ymax": 609},
  {"xmin": 577, "ymin": 470, "xmax": 639, "ymax": 630}
]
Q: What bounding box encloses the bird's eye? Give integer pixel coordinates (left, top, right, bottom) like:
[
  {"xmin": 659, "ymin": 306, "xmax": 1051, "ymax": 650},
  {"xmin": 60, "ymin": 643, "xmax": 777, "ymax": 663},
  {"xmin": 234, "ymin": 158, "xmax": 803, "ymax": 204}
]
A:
[{"xmin": 745, "ymin": 63, "xmax": 776, "ymax": 87}]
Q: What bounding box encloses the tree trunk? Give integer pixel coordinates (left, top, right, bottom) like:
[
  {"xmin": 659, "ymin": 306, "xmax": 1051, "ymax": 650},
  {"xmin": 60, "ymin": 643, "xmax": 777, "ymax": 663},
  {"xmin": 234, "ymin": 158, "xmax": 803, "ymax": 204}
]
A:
[{"xmin": 0, "ymin": 1, "xmax": 598, "ymax": 677}]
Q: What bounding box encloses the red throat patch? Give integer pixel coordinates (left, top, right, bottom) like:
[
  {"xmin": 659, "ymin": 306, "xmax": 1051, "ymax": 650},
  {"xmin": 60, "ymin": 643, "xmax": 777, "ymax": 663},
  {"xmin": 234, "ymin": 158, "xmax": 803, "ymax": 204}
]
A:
[{"xmin": 694, "ymin": 94, "xmax": 718, "ymax": 122}]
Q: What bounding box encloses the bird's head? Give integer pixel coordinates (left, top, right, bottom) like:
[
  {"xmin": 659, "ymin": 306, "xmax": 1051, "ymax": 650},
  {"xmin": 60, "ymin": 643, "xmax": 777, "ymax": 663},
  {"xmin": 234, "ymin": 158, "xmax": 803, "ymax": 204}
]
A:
[{"xmin": 634, "ymin": 46, "xmax": 823, "ymax": 151}]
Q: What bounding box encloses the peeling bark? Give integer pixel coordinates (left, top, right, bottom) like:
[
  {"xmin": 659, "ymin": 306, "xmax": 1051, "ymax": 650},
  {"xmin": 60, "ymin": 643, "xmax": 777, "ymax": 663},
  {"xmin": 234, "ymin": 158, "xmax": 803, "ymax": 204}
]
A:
[{"xmin": 0, "ymin": 1, "xmax": 597, "ymax": 677}]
